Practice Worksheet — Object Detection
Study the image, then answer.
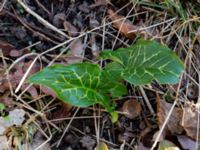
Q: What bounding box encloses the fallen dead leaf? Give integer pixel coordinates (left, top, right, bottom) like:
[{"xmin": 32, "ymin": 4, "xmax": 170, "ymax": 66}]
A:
[
  {"xmin": 52, "ymin": 13, "xmax": 65, "ymax": 28},
  {"xmin": 157, "ymin": 94, "xmax": 200, "ymax": 142},
  {"xmin": 90, "ymin": 34, "xmax": 100, "ymax": 57},
  {"xmin": 0, "ymin": 92, "xmax": 14, "ymax": 108},
  {"xmin": 0, "ymin": 109, "xmax": 25, "ymax": 135},
  {"xmin": 0, "ymin": 40, "xmax": 17, "ymax": 57},
  {"xmin": 0, "ymin": 41, "xmax": 29, "ymax": 58},
  {"xmin": 107, "ymin": 9, "xmax": 140, "ymax": 39},
  {"xmin": 67, "ymin": 39, "xmax": 85, "ymax": 64},
  {"xmin": 89, "ymin": 17, "xmax": 100, "ymax": 29},
  {"xmin": 80, "ymin": 135, "xmax": 96, "ymax": 150},
  {"xmin": 90, "ymin": 0, "xmax": 108, "ymax": 8},
  {"xmin": 0, "ymin": 47, "xmax": 40, "ymax": 92},
  {"xmin": 137, "ymin": 142, "xmax": 151, "ymax": 150},
  {"xmin": 140, "ymin": 131, "xmax": 155, "ymax": 149},
  {"xmin": 7, "ymin": 61, "xmax": 40, "ymax": 98},
  {"xmin": 0, "ymin": 136, "xmax": 9, "ymax": 150},
  {"xmin": 152, "ymin": 130, "xmax": 164, "ymax": 142},
  {"xmin": 177, "ymin": 135, "xmax": 200, "ymax": 150},
  {"xmin": 78, "ymin": 2, "xmax": 90, "ymax": 13},
  {"xmin": 63, "ymin": 21, "xmax": 78, "ymax": 37},
  {"xmin": 114, "ymin": 0, "xmax": 130, "ymax": 6},
  {"xmin": 181, "ymin": 102, "xmax": 200, "ymax": 141},
  {"xmin": 9, "ymin": 49, "xmax": 24, "ymax": 58},
  {"xmin": 22, "ymin": 131, "xmax": 51, "ymax": 150},
  {"xmin": 122, "ymin": 99, "xmax": 141, "ymax": 119},
  {"xmin": 157, "ymin": 100, "xmax": 184, "ymax": 135},
  {"xmin": 118, "ymin": 131, "xmax": 135, "ymax": 143},
  {"xmin": 50, "ymin": 102, "xmax": 72, "ymax": 124},
  {"xmin": 0, "ymin": 60, "xmax": 56, "ymax": 99},
  {"xmin": 40, "ymin": 86, "xmax": 56, "ymax": 98},
  {"xmin": 12, "ymin": 48, "xmax": 29, "ymax": 57},
  {"xmin": 197, "ymin": 27, "xmax": 200, "ymax": 43}
]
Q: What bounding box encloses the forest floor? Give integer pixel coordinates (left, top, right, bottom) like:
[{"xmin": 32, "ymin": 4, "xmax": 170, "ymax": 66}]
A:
[{"xmin": 0, "ymin": 0, "xmax": 200, "ymax": 150}]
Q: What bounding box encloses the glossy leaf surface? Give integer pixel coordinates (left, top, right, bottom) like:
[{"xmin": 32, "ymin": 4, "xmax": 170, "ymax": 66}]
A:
[
  {"xmin": 101, "ymin": 39, "xmax": 184, "ymax": 85},
  {"xmin": 28, "ymin": 63, "xmax": 126, "ymax": 114}
]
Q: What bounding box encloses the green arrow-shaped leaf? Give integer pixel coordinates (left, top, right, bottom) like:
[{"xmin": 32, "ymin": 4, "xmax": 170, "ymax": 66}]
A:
[
  {"xmin": 28, "ymin": 63, "xmax": 126, "ymax": 115},
  {"xmin": 101, "ymin": 39, "xmax": 184, "ymax": 85}
]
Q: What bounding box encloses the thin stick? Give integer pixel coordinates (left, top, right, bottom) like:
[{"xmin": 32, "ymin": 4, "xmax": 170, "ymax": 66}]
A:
[
  {"xmin": 16, "ymin": 0, "xmax": 70, "ymax": 39},
  {"xmin": 128, "ymin": 17, "xmax": 177, "ymax": 33},
  {"xmin": 56, "ymin": 107, "xmax": 80, "ymax": 147},
  {"xmin": 15, "ymin": 57, "xmax": 38, "ymax": 93},
  {"xmin": 196, "ymin": 106, "xmax": 200, "ymax": 150},
  {"xmin": 0, "ymin": 0, "xmax": 7, "ymax": 12},
  {"xmin": 151, "ymin": 100, "xmax": 178, "ymax": 150},
  {"xmin": 139, "ymin": 86, "xmax": 155, "ymax": 115}
]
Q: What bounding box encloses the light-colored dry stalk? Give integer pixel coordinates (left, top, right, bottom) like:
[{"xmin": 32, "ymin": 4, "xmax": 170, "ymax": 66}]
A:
[
  {"xmin": 16, "ymin": 0, "xmax": 70, "ymax": 39},
  {"xmin": 139, "ymin": 86, "xmax": 155, "ymax": 115},
  {"xmin": 0, "ymin": 0, "xmax": 7, "ymax": 12},
  {"xmin": 56, "ymin": 107, "xmax": 80, "ymax": 147}
]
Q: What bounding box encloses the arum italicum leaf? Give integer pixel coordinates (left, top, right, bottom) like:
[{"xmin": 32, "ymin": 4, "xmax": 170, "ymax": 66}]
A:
[
  {"xmin": 101, "ymin": 39, "xmax": 184, "ymax": 85},
  {"xmin": 100, "ymin": 63, "xmax": 126, "ymax": 97},
  {"xmin": 28, "ymin": 63, "xmax": 126, "ymax": 116}
]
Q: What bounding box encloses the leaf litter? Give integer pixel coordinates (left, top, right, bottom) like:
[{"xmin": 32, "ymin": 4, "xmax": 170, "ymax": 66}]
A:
[
  {"xmin": 108, "ymin": 9, "xmax": 140, "ymax": 39},
  {"xmin": 0, "ymin": 0, "xmax": 200, "ymax": 149},
  {"xmin": 0, "ymin": 109, "xmax": 25, "ymax": 135},
  {"xmin": 157, "ymin": 97, "xmax": 200, "ymax": 148}
]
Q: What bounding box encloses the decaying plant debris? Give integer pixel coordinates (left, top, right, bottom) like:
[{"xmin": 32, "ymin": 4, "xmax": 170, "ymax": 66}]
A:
[{"xmin": 0, "ymin": 0, "xmax": 200, "ymax": 149}]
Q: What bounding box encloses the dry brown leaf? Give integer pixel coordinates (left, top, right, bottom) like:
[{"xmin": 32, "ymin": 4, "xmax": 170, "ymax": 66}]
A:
[
  {"xmin": 181, "ymin": 102, "xmax": 200, "ymax": 141},
  {"xmin": 140, "ymin": 130, "xmax": 155, "ymax": 149},
  {"xmin": 1, "ymin": 59, "xmax": 62, "ymax": 99},
  {"xmin": 50, "ymin": 102, "xmax": 72, "ymax": 124},
  {"xmin": 0, "ymin": 60, "xmax": 40, "ymax": 99},
  {"xmin": 80, "ymin": 135, "xmax": 96, "ymax": 150},
  {"xmin": 0, "ymin": 40, "xmax": 17, "ymax": 57},
  {"xmin": 90, "ymin": 34, "xmax": 100, "ymax": 57},
  {"xmin": 0, "ymin": 41, "xmax": 28, "ymax": 58},
  {"xmin": 157, "ymin": 100, "xmax": 184, "ymax": 135},
  {"xmin": 118, "ymin": 131, "xmax": 135, "ymax": 143},
  {"xmin": 78, "ymin": 2, "xmax": 90, "ymax": 13},
  {"xmin": 9, "ymin": 50, "xmax": 23, "ymax": 57},
  {"xmin": 67, "ymin": 39, "xmax": 85, "ymax": 64},
  {"xmin": 137, "ymin": 142, "xmax": 151, "ymax": 150},
  {"xmin": 52, "ymin": 13, "xmax": 65, "ymax": 28},
  {"xmin": 107, "ymin": 9, "xmax": 139, "ymax": 39},
  {"xmin": 197, "ymin": 27, "xmax": 200, "ymax": 43},
  {"xmin": 177, "ymin": 135, "xmax": 200, "ymax": 150},
  {"xmin": 22, "ymin": 131, "xmax": 51, "ymax": 150},
  {"xmin": 122, "ymin": 99, "xmax": 141, "ymax": 119},
  {"xmin": 90, "ymin": 0, "xmax": 108, "ymax": 8},
  {"xmin": 152, "ymin": 130, "xmax": 164, "ymax": 142},
  {"xmin": 0, "ymin": 92, "xmax": 15, "ymax": 107},
  {"xmin": 0, "ymin": 136, "xmax": 9, "ymax": 149},
  {"xmin": 12, "ymin": 61, "xmax": 40, "ymax": 99},
  {"xmin": 0, "ymin": 109, "xmax": 25, "ymax": 135},
  {"xmin": 63, "ymin": 21, "xmax": 78, "ymax": 36},
  {"xmin": 40, "ymin": 86, "xmax": 56, "ymax": 98}
]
